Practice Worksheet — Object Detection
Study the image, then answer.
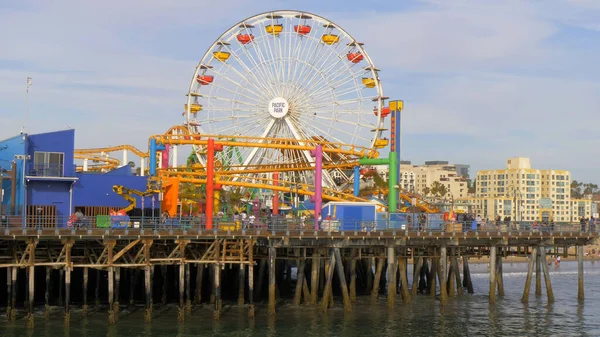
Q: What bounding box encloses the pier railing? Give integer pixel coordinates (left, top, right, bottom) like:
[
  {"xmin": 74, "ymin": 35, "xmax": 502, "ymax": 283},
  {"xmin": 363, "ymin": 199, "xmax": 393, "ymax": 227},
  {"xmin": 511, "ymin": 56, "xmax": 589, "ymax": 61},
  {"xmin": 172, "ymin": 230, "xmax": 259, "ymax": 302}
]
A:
[{"xmin": 1, "ymin": 214, "xmax": 597, "ymax": 235}]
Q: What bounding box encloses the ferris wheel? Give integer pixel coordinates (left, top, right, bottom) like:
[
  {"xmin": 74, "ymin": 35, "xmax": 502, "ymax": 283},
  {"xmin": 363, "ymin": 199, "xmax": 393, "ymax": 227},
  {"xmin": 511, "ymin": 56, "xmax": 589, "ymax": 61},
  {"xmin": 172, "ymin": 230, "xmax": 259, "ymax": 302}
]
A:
[{"xmin": 185, "ymin": 10, "xmax": 387, "ymax": 189}]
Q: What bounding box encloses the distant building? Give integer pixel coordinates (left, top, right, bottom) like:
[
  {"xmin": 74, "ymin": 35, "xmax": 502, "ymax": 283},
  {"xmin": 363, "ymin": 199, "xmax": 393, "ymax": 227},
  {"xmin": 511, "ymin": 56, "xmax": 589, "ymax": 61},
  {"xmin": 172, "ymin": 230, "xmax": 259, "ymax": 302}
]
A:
[
  {"xmin": 397, "ymin": 161, "xmax": 470, "ymax": 199},
  {"xmin": 471, "ymin": 157, "xmax": 592, "ymax": 222}
]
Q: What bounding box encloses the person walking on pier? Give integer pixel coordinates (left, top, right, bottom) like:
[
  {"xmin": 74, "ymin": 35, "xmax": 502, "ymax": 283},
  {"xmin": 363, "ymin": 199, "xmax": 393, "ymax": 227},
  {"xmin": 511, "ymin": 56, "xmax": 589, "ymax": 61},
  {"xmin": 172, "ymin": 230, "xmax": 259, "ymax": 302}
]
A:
[{"xmin": 580, "ymin": 216, "xmax": 587, "ymax": 233}]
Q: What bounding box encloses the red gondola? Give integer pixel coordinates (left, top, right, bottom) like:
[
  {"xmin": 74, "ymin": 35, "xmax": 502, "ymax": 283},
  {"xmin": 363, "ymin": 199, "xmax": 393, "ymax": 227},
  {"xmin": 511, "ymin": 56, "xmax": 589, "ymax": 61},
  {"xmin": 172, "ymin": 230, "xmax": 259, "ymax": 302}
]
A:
[
  {"xmin": 236, "ymin": 34, "xmax": 254, "ymax": 44},
  {"xmin": 294, "ymin": 25, "xmax": 311, "ymax": 35},
  {"xmin": 196, "ymin": 75, "xmax": 214, "ymax": 85},
  {"xmin": 346, "ymin": 52, "xmax": 363, "ymax": 63},
  {"xmin": 373, "ymin": 107, "xmax": 391, "ymax": 118}
]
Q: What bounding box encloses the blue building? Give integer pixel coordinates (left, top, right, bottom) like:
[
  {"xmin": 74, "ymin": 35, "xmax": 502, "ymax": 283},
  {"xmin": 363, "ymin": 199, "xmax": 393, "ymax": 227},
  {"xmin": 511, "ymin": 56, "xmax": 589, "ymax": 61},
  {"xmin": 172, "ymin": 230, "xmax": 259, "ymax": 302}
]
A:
[{"xmin": 0, "ymin": 129, "xmax": 150, "ymax": 227}]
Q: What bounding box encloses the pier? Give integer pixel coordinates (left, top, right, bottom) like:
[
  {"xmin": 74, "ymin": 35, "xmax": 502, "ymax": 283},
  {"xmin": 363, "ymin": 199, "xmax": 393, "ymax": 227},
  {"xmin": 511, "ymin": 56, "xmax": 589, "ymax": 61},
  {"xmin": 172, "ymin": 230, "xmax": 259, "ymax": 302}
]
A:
[{"xmin": 0, "ymin": 222, "xmax": 595, "ymax": 326}]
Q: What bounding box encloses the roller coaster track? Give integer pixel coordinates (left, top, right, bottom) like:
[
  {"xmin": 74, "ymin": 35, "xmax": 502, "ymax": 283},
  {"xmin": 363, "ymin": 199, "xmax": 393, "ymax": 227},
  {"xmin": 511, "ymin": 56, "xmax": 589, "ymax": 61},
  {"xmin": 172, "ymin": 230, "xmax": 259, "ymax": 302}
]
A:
[{"xmin": 158, "ymin": 170, "xmax": 368, "ymax": 203}]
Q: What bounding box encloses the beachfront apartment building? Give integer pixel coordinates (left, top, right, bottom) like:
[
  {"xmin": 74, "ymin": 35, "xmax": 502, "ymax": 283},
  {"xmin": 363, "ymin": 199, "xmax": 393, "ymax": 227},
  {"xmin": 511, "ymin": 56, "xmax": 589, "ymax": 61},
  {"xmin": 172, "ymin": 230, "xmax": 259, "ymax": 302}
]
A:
[
  {"xmin": 469, "ymin": 157, "xmax": 593, "ymax": 222},
  {"xmin": 395, "ymin": 161, "xmax": 470, "ymax": 199}
]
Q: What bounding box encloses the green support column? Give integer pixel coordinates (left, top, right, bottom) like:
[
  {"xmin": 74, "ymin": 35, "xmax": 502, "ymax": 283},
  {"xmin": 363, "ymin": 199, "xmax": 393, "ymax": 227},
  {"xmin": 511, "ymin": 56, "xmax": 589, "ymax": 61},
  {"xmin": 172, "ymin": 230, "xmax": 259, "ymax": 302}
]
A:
[{"xmin": 359, "ymin": 151, "xmax": 397, "ymax": 212}]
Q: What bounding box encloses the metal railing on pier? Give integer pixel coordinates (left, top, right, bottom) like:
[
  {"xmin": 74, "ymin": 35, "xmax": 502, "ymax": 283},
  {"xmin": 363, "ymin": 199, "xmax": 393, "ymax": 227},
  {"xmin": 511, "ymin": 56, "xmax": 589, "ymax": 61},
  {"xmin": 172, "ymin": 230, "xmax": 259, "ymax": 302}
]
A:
[{"xmin": 1, "ymin": 214, "xmax": 598, "ymax": 236}]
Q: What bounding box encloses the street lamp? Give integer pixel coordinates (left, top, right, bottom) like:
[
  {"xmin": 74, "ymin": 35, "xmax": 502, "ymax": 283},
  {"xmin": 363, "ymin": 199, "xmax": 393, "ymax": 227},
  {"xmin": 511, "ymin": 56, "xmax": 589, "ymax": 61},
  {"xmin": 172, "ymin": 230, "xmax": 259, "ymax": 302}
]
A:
[
  {"xmin": 507, "ymin": 185, "xmax": 522, "ymax": 222},
  {"xmin": 445, "ymin": 191, "xmax": 455, "ymax": 212}
]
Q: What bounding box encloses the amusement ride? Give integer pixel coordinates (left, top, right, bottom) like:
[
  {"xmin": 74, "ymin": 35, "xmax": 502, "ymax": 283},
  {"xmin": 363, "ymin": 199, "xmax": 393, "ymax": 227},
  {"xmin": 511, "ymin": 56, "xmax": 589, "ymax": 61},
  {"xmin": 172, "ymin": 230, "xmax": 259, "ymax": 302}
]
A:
[{"xmin": 72, "ymin": 10, "xmax": 439, "ymax": 219}]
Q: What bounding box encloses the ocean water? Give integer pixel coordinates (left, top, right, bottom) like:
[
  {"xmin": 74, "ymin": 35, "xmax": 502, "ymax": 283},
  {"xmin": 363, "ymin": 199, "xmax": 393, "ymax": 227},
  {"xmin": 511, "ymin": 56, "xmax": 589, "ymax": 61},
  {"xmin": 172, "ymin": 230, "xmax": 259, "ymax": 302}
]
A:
[{"xmin": 2, "ymin": 261, "xmax": 600, "ymax": 336}]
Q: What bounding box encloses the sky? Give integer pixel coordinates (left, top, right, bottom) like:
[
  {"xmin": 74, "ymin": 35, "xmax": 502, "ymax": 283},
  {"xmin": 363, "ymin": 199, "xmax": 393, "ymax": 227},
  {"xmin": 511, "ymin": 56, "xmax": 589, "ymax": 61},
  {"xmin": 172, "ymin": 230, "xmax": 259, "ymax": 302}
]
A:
[{"xmin": 0, "ymin": 0, "xmax": 599, "ymax": 182}]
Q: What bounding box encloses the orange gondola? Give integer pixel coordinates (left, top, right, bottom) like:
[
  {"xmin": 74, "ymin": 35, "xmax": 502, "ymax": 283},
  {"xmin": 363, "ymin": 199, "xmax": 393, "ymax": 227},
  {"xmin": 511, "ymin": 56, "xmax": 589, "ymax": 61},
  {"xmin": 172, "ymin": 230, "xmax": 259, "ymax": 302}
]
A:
[
  {"xmin": 196, "ymin": 75, "xmax": 214, "ymax": 85},
  {"xmin": 294, "ymin": 25, "xmax": 311, "ymax": 35},
  {"xmin": 346, "ymin": 52, "xmax": 364, "ymax": 63},
  {"xmin": 236, "ymin": 34, "xmax": 254, "ymax": 44}
]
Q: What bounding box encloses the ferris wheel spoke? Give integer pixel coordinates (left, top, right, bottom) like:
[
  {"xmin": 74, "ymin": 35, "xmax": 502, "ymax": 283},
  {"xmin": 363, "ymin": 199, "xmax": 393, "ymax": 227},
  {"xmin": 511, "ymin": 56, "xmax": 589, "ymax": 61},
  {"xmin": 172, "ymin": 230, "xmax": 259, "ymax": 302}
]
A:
[
  {"xmin": 205, "ymin": 70, "xmax": 267, "ymax": 104},
  {"xmin": 288, "ymin": 24, "xmax": 329, "ymax": 97},
  {"xmin": 202, "ymin": 90, "xmax": 263, "ymax": 107},
  {"xmin": 212, "ymin": 52, "xmax": 273, "ymax": 101},
  {"xmin": 247, "ymin": 27, "xmax": 279, "ymax": 96},
  {"xmin": 301, "ymin": 61, "xmax": 363, "ymax": 100},
  {"xmin": 236, "ymin": 38, "xmax": 279, "ymax": 98},
  {"xmin": 293, "ymin": 113, "xmax": 370, "ymax": 144}
]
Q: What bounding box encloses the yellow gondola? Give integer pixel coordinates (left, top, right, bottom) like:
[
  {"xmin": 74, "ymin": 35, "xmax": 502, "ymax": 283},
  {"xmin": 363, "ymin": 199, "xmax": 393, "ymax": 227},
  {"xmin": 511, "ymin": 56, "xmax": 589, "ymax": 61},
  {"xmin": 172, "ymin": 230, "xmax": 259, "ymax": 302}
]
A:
[
  {"xmin": 184, "ymin": 104, "xmax": 202, "ymax": 113},
  {"xmin": 362, "ymin": 77, "xmax": 376, "ymax": 88},
  {"xmin": 321, "ymin": 34, "xmax": 339, "ymax": 45},
  {"xmin": 213, "ymin": 51, "xmax": 231, "ymax": 62},
  {"xmin": 265, "ymin": 24, "xmax": 283, "ymax": 35},
  {"xmin": 374, "ymin": 138, "xmax": 389, "ymax": 148}
]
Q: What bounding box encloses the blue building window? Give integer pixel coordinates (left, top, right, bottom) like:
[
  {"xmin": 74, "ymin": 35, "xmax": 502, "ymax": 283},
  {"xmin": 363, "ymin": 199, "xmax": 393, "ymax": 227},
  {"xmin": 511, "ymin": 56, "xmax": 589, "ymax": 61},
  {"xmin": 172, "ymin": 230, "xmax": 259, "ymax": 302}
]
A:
[{"xmin": 30, "ymin": 151, "xmax": 64, "ymax": 177}]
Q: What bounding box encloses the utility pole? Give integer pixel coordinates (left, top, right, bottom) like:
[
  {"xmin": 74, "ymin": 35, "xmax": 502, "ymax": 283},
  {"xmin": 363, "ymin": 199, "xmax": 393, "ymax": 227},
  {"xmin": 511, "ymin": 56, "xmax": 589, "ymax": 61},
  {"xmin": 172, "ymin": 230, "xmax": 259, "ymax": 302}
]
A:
[{"xmin": 24, "ymin": 77, "xmax": 32, "ymax": 133}]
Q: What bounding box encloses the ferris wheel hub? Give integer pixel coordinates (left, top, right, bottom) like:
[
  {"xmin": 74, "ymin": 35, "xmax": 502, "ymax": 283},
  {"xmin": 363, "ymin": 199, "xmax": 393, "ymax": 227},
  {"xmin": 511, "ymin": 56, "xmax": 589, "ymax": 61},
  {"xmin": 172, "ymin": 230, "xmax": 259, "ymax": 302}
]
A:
[{"xmin": 268, "ymin": 97, "xmax": 289, "ymax": 119}]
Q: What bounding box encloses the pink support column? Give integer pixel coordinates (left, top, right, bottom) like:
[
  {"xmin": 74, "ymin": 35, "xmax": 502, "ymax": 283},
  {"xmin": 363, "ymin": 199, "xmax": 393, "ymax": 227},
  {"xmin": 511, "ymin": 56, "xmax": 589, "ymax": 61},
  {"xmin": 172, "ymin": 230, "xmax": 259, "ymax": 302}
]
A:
[
  {"xmin": 273, "ymin": 172, "xmax": 279, "ymax": 215},
  {"xmin": 206, "ymin": 139, "xmax": 214, "ymax": 230},
  {"xmin": 312, "ymin": 145, "xmax": 323, "ymax": 231},
  {"xmin": 161, "ymin": 145, "xmax": 170, "ymax": 169}
]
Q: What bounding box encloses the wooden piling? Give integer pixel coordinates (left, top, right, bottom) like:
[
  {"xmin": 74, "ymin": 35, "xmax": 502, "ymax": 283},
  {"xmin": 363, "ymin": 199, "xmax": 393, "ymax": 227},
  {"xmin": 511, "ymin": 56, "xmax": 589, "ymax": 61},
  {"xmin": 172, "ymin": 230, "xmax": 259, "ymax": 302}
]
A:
[
  {"xmin": 462, "ymin": 256, "xmax": 474, "ymax": 294},
  {"xmin": 108, "ymin": 242, "xmax": 115, "ymax": 324},
  {"xmin": 45, "ymin": 267, "xmax": 51, "ymax": 318},
  {"xmin": 238, "ymin": 264, "xmax": 245, "ymax": 306},
  {"xmin": 248, "ymin": 239, "xmax": 255, "ymax": 318},
  {"xmin": 195, "ymin": 264, "xmax": 204, "ymax": 304},
  {"xmin": 399, "ymin": 257, "xmax": 411, "ymax": 304},
  {"xmin": 535, "ymin": 248, "xmax": 542, "ymax": 296},
  {"xmin": 387, "ymin": 247, "xmax": 397, "ymax": 308},
  {"xmin": 489, "ymin": 246, "xmax": 497, "ymax": 304},
  {"xmin": 452, "ymin": 258, "xmax": 463, "ymax": 296},
  {"xmin": 64, "ymin": 241, "xmax": 72, "ymax": 326},
  {"xmin": 311, "ymin": 250, "xmax": 319, "ymax": 305},
  {"xmin": 293, "ymin": 259, "xmax": 305, "ymax": 305},
  {"xmin": 10, "ymin": 266, "xmax": 16, "ymax": 321},
  {"xmin": 321, "ymin": 251, "xmax": 336, "ymax": 311},
  {"xmin": 366, "ymin": 258, "xmax": 374, "ymax": 294},
  {"xmin": 213, "ymin": 263, "xmax": 221, "ymax": 320},
  {"xmin": 440, "ymin": 246, "xmax": 447, "ymax": 305},
  {"xmin": 82, "ymin": 267, "xmax": 88, "ymax": 316},
  {"xmin": 371, "ymin": 257, "xmax": 384, "ymax": 303},
  {"xmin": 578, "ymin": 245, "xmax": 584, "ymax": 301},
  {"xmin": 268, "ymin": 247, "xmax": 276, "ymax": 315},
  {"xmin": 185, "ymin": 264, "xmax": 191, "ymax": 312},
  {"xmin": 429, "ymin": 257, "xmax": 438, "ymax": 297},
  {"xmin": 144, "ymin": 266, "xmax": 152, "ymax": 323},
  {"xmin": 447, "ymin": 258, "xmax": 456, "ymax": 298},
  {"xmin": 521, "ymin": 246, "xmax": 537, "ymax": 303},
  {"xmin": 108, "ymin": 266, "xmax": 115, "ymax": 324},
  {"xmin": 333, "ymin": 248, "xmax": 352, "ymax": 312},
  {"xmin": 496, "ymin": 253, "xmax": 504, "ymax": 297},
  {"xmin": 349, "ymin": 257, "xmax": 357, "ymax": 302},
  {"xmin": 178, "ymin": 262, "xmax": 185, "ymax": 322},
  {"xmin": 540, "ymin": 247, "xmax": 554, "ymax": 302},
  {"xmin": 144, "ymin": 240, "xmax": 153, "ymax": 323},
  {"xmin": 27, "ymin": 263, "xmax": 35, "ymax": 328},
  {"xmin": 6, "ymin": 266, "xmax": 12, "ymax": 319},
  {"xmin": 114, "ymin": 267, "xmax": 120, "ymax": 316},
  {"xmin": 59, "ymin": 268, "xmax": 64, "ymax": 306},
  {"xmin": 411, "ymin": 257, "xmax": 423, "ymax": 296}
]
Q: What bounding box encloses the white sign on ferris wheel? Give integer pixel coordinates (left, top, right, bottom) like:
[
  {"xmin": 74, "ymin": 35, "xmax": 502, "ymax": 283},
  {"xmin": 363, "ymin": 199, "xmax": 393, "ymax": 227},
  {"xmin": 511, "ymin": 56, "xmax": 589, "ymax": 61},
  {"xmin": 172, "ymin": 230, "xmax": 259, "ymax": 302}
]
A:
[{"xmin": 268, "ymin": 97, "xmax": 289, "ymax": 119}]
